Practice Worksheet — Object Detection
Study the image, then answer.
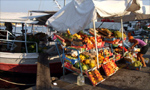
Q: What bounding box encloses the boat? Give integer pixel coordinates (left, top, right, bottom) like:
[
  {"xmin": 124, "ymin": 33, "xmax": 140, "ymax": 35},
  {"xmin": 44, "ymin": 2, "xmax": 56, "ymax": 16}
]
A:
[{"xmin": 0, "ymin": 11, "xmax": 63, "ymax": 74}]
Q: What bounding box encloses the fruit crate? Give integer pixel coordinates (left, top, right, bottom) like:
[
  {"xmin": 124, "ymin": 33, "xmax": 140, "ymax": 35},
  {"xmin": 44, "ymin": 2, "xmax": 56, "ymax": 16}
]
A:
[
  {"xmin": 126, "ymin": 64, "xmax": 141, "ymax": 71},
  {"xmin": 85, "ymin": 69, "xmax": 105, "ymax": 86},
  {"xmin": 64, "ymin": 62, "xmax": 86, "ymax": 74},
  {"xmin": 63, "ymin": 56, "xmax": 78, "ymax": 65},
  {"xmin": 103, "ymin": 37, "xmax": 116, "ymax": 41},
  {"xmin": 105, "ymin": 39, "xmax": 120, "ymax": 44},
  {"xmin": 125, "ymin": 61, "xmax": 141, "ymax": 71},
  {"xmin": 102, "ymin": 61, "xmax": 118, "ymax": 76}
]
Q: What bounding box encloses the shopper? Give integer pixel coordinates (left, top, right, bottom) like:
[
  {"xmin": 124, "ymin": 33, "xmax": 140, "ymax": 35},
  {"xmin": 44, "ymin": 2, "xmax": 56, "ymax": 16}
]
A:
[
  {"xmin": 5, "ymin": 22, "xmax": 13, "ymax": 33},
  {"xmin": 129, "ymin": 36, "xmax": 149, "ymax": 67}
]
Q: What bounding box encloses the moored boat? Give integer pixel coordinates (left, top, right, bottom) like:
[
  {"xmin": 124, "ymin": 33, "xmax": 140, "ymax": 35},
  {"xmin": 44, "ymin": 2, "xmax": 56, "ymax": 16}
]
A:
[
  {"xmin": 0, "ymin": 52, "xmax": 62, "ymax": 74},
  {"xmin": 0, "ymin": 12, "xmax": 63, "ymax": 74}
]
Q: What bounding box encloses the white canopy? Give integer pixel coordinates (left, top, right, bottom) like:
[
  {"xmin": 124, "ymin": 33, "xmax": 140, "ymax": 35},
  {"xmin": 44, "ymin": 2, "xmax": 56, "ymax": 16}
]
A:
[
  {"xmin": 112, "ymin": 1, "xmax": 150, "ymax": 22},
  {"xmin": 0, "ymin": 19, "xmax": 39, "ymax": 24},
  {"xmin": 46, "ymin": 0, "xmax": 143, "ymax": 34}
]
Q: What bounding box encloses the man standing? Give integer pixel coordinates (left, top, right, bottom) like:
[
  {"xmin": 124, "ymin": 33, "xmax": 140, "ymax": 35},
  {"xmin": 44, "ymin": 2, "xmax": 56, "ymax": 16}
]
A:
[{"xmin": 5, "ymin": 22, "xmax": 13, "ymax": 33}]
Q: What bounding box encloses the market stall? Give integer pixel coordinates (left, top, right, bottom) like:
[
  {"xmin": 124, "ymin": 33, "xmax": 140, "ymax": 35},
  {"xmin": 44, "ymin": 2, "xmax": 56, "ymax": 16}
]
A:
[
  {"xmin": 53, "ymin": 29, "xmax": 119, "ymax": 86},
  {"xmin": 46, "ymin": 0, "xmax": 149, "ymax": 86}
]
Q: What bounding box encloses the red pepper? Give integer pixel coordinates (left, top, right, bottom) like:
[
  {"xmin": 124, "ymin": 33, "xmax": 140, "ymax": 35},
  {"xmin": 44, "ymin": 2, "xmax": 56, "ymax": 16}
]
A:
[{"xmin": 119, "ymin": 46, "xmax": 127, "ymax": 52}]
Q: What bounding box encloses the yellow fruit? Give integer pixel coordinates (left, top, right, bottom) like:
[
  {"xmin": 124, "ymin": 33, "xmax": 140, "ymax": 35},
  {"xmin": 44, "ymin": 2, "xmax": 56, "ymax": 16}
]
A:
[
  {"xmin": 67, "ymin": 29, "xmax": 71, "ymax": 35},
  {"xmin": 91, "ymin": 60, "xmax": 96, "ymax": 64},
  {"xmin": 88, "ymin": 72, "xmax": 92, "ymax": 75},
  {"xmin": 89, "ymin": 63, "xmax": 95, "ymax": 68},
  {"xmin": 85, "ymin": 59, "xmax": 90, "ymax": 64}
]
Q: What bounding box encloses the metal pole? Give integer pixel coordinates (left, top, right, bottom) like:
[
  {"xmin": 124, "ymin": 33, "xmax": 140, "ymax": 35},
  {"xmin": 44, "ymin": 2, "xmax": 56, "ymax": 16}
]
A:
[
  {"xmin": 64, "ymin": 0, "xmax": 66, "ymax": 6},
  {"xmin": 6, "ymin": 31, "xmax": 8, "ymax": 40},
  {"xmin": 24, "ymin": 23, "xmax": 28, "ymax": 53},
  {"xmin": 15, "ymin": 23, "xmax": 17, "ymax": 35},
  {"xmin": 93, "ymin": 20, "xmax": 99, "ymax": 68},
  {"xmin": 121, "ymin": 17, "xmax": 124, "ymax": 56}
]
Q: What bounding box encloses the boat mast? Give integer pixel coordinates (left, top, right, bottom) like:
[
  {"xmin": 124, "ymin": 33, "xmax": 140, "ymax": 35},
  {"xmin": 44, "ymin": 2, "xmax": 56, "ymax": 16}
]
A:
[
  {"xmin": 53, "ymin": 0, "xmax": 61, "ymax": 9},
  {"xmin": 64, "ymin": 0, "xmax": 66, "ymax": 6}
]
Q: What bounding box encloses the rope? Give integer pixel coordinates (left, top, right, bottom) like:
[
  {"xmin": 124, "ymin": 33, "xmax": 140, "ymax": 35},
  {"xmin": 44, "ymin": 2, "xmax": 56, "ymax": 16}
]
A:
[
  {"xmin": 38, "ymin": 0, "xmax": 42, "ymax": 10},
  {"xmin": 0, "ymin": 78, "xmax": 35, "ymax": 86}
]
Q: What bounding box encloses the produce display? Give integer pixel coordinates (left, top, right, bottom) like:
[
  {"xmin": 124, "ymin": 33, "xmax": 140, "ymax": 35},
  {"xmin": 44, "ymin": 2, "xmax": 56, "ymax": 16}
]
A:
[
  {"xmin": 88, "ymin": 28, "xmax": 127, "ymax": 45},
  {"xmin": 124, "ymin": 52, "xmax": 142, "ymax": 70},
  {"xmin": 113, "ymin": 31, "xmax": 126, "ymax": 38},
  {"xmin": 54, "ymin": 28, "xmax": 136, "ymax": 86},
  {"xmin": 130, "ymin": 61, "xmax": 142, "ymax": 67},
  {"xmin": 54, "ymin": 30, "xmax": 104, "ymax": 50}
]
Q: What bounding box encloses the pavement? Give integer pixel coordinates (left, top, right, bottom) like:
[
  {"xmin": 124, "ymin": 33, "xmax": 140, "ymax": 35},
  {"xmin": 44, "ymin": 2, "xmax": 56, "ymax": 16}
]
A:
[
  {"xmin": 51, "ymin": 48, "xmax": 150, "ymax": 90},
  {"xmin": 26, "ymin": 48, "xmax": 150, "ymax": 90}
]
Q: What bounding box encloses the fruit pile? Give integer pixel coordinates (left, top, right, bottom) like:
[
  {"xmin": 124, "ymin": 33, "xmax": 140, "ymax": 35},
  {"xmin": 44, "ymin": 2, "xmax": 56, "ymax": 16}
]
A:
[
  {"xmin": 64, "ymin": 47, "xmax": 113, "ymax": 71},
  {"xmin": 102, "ymin": 61, "xmax": 118, "ymax": 76},
  {"xmin": 130, "ymin": 61, "xmax": 142, "ymax": 67},
  {"xmin": 54, "ymin": 30, "xmax": 104, "ymax": 49},
  {"xmin": 87, "ymin": 69, "xmax": 104, "ymax": 86},
  {"xmin": 74, "ymin": 58, "xmax": 97, "ymax": 71},
  {"xmin": 113, "ymin": 31, "xmax": 126, "ymax": 38},
  {"xmin": 97, "ymin": 28, "xmax": 112, "ymax": 37}
]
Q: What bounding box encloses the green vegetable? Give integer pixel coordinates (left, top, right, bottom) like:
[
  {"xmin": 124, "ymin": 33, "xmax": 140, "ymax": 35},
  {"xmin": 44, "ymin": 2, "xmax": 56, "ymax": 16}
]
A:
[
  {"xmin": 131, "ymin": 61, "xmax": 142, "ymax": 67},
  {"xmin": 114, "ymin": 31, "xmax": 126, "ymax": 38},
  {"xmin": 82, "ymin": 64, "xmax": 89, "ymax": 71},
  {"xmin": 75, "ymin": 62, "xmax": 83, "ymax": 68}
]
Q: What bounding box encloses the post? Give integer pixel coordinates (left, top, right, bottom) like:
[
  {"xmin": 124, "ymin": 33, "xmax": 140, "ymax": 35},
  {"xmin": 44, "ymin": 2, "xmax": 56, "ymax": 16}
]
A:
[
  {"xmin": 36, "ymin": 53, "xmax": 52, "ymax": 90},
  {"xmin": 121, "ymin": 17, "xmax": 124, "ymax": 55},
  {"xmin": 64, "ymin": 0, "xmax": 66, "ymax": 7},
  {"xmin": 93, "ymin": 20, "xmax": 99, "ymax": 67}
]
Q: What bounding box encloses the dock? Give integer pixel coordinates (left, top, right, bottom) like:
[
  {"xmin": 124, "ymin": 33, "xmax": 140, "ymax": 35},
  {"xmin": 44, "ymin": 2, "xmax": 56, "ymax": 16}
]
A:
[
  {"xmin": 26, "ymin": 48, "xmax": 150, "ymax": 90},
  {"xmin": 26, "ymin": 64, "xmax": 150, "ymax": 90}
]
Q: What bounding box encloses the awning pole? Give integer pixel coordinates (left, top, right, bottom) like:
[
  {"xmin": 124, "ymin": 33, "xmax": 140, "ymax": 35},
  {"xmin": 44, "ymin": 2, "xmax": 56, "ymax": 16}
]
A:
[
  {"xmin": 121, "ymin": 17, "xmax": 124, "ymax": 56},
  {"xmin": 93, "ymin": 20, "xmax": 99, "ymax": 68}
]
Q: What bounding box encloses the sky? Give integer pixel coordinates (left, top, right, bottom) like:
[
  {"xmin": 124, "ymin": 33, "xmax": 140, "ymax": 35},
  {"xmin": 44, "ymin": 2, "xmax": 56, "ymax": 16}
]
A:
[
  {"xmin": 0, "ymin": 0, "xmax": 149, "ymax": 12},
  {"xmin": 0, "ymin": 0, "xmax": 71, "ymax": 12}
]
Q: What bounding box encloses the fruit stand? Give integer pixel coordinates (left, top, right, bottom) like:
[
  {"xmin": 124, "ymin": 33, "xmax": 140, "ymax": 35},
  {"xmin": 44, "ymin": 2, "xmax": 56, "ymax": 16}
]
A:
[{"xmin": 53, "ymin": 28, "xmax": 122, "ymax": 86}]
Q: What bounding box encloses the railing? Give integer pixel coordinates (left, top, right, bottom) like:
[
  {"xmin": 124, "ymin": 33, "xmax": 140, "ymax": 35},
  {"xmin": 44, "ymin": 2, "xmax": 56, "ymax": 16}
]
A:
[
  {"xmin": 0, "ymin": 30, "xmax": 38, "ymax": 53},
  {"xmin": 0, "ymin": 39, "xmax": 38, "ymax": 53},
  {"xmin": 0, "ymin": 30, "xmax": 16, "ymax": 40}
]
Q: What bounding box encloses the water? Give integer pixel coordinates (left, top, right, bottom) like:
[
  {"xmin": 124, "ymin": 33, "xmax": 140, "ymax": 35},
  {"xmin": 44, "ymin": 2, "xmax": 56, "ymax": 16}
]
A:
[
  {"xmin": 0, "ymin": 71, "xmax": 64, "ymax": 90},
  {"xmin": 0, "ymin": 71, "xmax": 36, "ymax": 90}
]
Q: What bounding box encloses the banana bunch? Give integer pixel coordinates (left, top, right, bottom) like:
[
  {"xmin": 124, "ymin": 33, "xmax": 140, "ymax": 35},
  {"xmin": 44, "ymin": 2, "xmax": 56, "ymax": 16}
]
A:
[
  {"xmin": 73, "ymin": 33, "xmax": 82, "ymax": 39},
  {"xmin": 83, "ymin": 37, "xmax": 93, "ymax": 44},
  {"xmin": 67, "ymin": 29, "xmax": 71, "ymax": 35}
]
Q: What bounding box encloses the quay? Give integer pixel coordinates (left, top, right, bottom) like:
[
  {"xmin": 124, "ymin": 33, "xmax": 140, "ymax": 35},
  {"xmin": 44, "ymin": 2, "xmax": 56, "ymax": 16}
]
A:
[{"xmin": 26, "ymin": 48, "xmax": 150, "ymax": 90}]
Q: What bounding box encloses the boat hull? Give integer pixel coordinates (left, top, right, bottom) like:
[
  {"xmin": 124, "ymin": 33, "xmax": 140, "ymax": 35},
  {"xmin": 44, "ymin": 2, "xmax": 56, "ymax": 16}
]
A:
[
  {"xmin": 0, "ymin": 62, "xmax": 62, "ymax": 74},
  {"xmin": 0, "ymin": 52, "xmax": 63, "ymax": 74}
]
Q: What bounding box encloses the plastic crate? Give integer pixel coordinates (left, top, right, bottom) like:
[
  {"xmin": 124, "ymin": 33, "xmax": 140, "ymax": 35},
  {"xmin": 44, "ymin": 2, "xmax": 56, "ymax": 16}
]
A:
[
  {"xmin": 126, "ymin": 64, "xmax": 141, "ymax": 71},
  {"xmin": 63, "ymin": 56, "xmax": 78, "ymax": 65},
  {"xmin": 104, "ymin": 37, "xmax": 116, "ymax": 41}
]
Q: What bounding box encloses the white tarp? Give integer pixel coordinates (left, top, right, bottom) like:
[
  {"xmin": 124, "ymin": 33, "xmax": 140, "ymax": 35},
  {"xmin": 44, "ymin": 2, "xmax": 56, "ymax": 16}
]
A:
[
  {"xmin": 46, "ymin": 0, "xmax": 141, "ymax": 34},
  {"xmin": 111, "ymin": 1, "xmax": 150, "ymax": 22}
]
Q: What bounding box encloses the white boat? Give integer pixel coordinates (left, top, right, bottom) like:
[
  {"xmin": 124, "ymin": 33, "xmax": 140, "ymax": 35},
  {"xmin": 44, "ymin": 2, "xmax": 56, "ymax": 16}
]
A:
[{"xmin": 0, "ymin": 12, "xmax": 63, "ymax": 74}]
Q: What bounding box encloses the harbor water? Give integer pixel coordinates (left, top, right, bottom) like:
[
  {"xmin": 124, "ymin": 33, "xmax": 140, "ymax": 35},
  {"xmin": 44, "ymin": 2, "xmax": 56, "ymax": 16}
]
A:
[{"xmin": 0, "ymin": 71, "xmax": 36, "ymax": 90}]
